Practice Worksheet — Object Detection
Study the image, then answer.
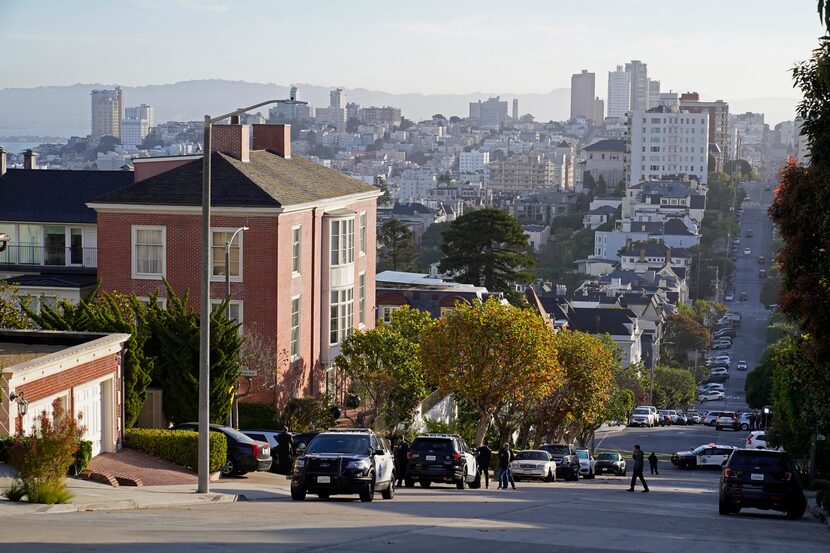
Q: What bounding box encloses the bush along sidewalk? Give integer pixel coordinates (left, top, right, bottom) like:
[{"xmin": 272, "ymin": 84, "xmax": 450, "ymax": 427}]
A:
[
  {"xmin": 0, "ymin": 436, "xmax": 92, "ymax": 476},
  {"xmin": 125, "ymin": 428, "xmax": 227, "ymax": 473},
  {"xmin": 2, "ymin": 399, "xmax": 86, "ymax": 504}
]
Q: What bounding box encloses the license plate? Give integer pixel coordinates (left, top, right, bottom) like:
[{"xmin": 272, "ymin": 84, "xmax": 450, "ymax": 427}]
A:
[
  {"xmin": 750, "ymin": 473, "xmax": 764, "ymax": 481},
  {"xmin": 317, "ymin": 476, "xmax": 331, "ymax": 483},
  {"xmin": 426, "ymin": 455, "xmax": 436, "ymax": 461}
]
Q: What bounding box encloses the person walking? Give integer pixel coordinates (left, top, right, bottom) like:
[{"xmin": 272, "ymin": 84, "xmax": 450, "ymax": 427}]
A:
[
  {"xmin": 497, "ymin": 442, "xmax": 516, "ymax": 489},
  {"xmin": 394, "ymin": 434, "xmax": 410, "ymax": 487},
  {"xmin": 628, "ymin": 444, "xmax": 649, "ymax": 493},
  {"xmin": 276, "ymin": 426, "xmax": 294, "ymax": 475},
  {"xmin": 648, "ymin": 451, "xmax": 659, "ymax": 475},
  {"xmin": 475, "ymin": 443, "xmax": 492, "ymax": 489}
]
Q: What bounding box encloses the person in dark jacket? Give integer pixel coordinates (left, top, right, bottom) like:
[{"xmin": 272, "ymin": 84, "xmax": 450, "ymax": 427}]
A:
[
  {"xmin": 648, "ymin": 452, "xmax": 659, "ymax": 475},
  {"xmin": 475, "ymin": 443, "xmax": 492, "ymax": 489},
  {"xmin": 276, "ymin": 427, "xmax": 294, "ymax": 475},
  {"xmin": 628, "ymin": 444, "xmax": 649, "ymax": 492},
  {"xmin": 394, "ymin": 434, "xmax": 410, "ymax": 486},
  {"xmin": 497, "ymin": 443, "xmax": 516, "ymax": 489}
]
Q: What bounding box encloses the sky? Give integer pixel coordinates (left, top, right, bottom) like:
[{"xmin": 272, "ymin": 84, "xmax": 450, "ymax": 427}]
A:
[{"xmin": 0, "ymin": 0, "xmax": 823, "ymax": 123}]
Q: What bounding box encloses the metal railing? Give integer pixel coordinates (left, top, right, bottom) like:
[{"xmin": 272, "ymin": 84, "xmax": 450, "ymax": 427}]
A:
[{"xmin": 0, "ymin": 244, "xmax": 97, "ymax": 269}]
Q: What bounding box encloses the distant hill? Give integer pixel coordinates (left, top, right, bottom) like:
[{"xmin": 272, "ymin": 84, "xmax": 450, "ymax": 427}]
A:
[{"xmin": 0, "ymin": 80, "xmax": 571, "ymax": 138}]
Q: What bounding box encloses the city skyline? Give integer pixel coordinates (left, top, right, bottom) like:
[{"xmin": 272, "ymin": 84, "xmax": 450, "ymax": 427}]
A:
[{"xmin": 0, "ymin": 0, "xmax": 820, "ymax": 125}]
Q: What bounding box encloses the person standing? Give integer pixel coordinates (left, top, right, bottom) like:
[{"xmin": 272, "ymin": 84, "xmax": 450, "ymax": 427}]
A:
[
  {"xmin": 628, "ymin": 444, "xmax": 649, "ymax": 492},
  {"xmin": 276, "ymin": 427, "xmax": 294, "ymax": 475},
  {"xmin": 648, "ymin": 451, "xmax": 659, "ymax": 475},
  {"xmin": 475, "ymin": 443, "xmax": 492, "ymax": 489},
  {"xmin": 497, "ymin": 442, "xmax": 516, "ymax": 490},
  {"xmin": 394, "ymin": 434, "xmax": 410, "ymax": 487}
]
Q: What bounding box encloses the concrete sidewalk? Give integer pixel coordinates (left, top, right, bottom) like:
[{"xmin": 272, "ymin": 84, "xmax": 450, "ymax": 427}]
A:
[{"xmin": 0, "ymin": 464, "xmax": 293, "ymax": 517}]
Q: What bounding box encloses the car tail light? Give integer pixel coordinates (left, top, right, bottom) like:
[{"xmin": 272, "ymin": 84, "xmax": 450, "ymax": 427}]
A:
[
  {"xmin": 251, "ymin": 443, "xmax": 261, "ymax": 458},
  {"xmin": 747, "ymin": 437, "xmax": 752, "ymax": 445},
  {"xmin": 722, "ymin": 467, "xmax": 731, "ymax": 478},
  {"xmin": 452, "ymin": 451, "xmax": 462, "ymax": 462}
]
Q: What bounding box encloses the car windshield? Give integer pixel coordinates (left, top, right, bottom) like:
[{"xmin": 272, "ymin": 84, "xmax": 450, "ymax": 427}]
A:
[
  {"xmin": 692, "ymin": 445, "xmax": 713, "ymax": 454},
  {"xmin": 411, "ymin": 438, "xmax": 454, "ymax": 454},
  {"xmin": 215, "ymin": 427, "xmax": 256, "ymax": 443},
  {"xmin": 305, "ymin": 434, "xmax": 371, "ymax": 455},
  {"xmin": 597, "ymin": 453, "xmax": 618, "ymax": 461},
  {"xmin": 543, "ymin": 445, "xmax": 571, "ymax": 455},
  {"xmin": 515, "ymin": 451, "xmax": 548, "ymax": 461},
  {"xmin": 730, "ymin": 452, "xmax": 790, "ymax": 471},
  {"xmin": 576, "ymin": 450, "xmax": 589, "ymax": 459},
  {"xmin": 633, "ymin": 408, "xmax": 650, "ymax": 414}
]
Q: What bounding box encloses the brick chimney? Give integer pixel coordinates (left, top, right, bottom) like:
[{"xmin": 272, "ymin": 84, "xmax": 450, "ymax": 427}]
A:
[
  {"xmin": 0, "ymin": 147, "xmax": 6, "ymax": 176},
  {"xmin": 252, "ymin": 124, "xmax": 291, "ymax": 159},
  {"xmin": 23, "ymin": 149, "xmax": 38, "ymax": 170},
  {"xmin": 211, "ymin": 124, "xmax": 250, "ymax": 162}
]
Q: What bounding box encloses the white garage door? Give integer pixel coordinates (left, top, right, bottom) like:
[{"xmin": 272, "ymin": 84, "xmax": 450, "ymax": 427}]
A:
[{"xmin": 75, "ymin": 382, "xmax": 103, "ymax": 457}]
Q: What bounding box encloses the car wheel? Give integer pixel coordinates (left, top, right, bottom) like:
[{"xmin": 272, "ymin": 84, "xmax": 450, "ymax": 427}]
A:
[
  {"xmin": 456, "ymin": 474, "xmax": 467, "ymax": 490},
  {"xmin": 381, "ymin": 479, "xmax": 395, "ymax": 500},
  {"xmin": 405, "ymin": 479, "xmax": 415, "ymax": 488},
  {"xmin": 359, "ymin": 476, "xmax": 375, "ymax": 502},
  {"xmin": 317, "ymin": 492, "xmax": 330, "ymax": 500},
  {"xmin": 786, "ymin": 497, "xmax": 807, "ymax": 519},
  {"xmin": 290, "ymin": 485, "xmax": 306, "ymax": 501},
  {"xmin": 545, "ymin": 470, "xmax": 554, "ymax": 483},
  {"xmin": 420, "ymin": 479, "xmax": 431, "ymax": 488},
  {"xmin": 220, "ymin": 457, "xmax": 238, "ymax": 477}
]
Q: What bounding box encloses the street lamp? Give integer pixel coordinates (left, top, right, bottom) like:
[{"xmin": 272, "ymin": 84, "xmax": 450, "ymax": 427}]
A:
[
  {"xmin": 198, "ymin": 97, "xmax": 306, "ymax": 494},
  {"xmin": 224, "ymin": 226, "xmax": 248, "ymax": 317}
]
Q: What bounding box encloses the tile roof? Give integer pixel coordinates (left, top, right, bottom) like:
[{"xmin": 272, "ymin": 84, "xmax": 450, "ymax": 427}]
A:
[
  {"xmin": 92, "ymin": 151, "xmax": 378, "ymax": 208},
  {"xmin": 0, "ymin": 169, "xmax": 134, "ymax": 224}
]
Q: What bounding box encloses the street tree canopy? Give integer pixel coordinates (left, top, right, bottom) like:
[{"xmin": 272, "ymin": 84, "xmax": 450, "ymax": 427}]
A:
[
  {"xmin": 377, "ymin": 219, "xmax": 417, "ymax": 272},
  {"xmin": 419, "ymin": 298, "xmax": 560, "ymax": 446},
  {"xmin": 662, "ymin": 313, "xmax": 709, "ymax": 362}
]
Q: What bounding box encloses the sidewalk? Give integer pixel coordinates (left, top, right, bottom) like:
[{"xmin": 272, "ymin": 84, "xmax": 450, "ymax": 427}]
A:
[{"xmin": 0, "ymin": 463, "xmax": 293, "ymax": 517}]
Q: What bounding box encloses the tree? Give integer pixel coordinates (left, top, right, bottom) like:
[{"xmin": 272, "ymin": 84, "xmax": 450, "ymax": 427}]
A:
[
  {"xmin": 416, "ymin": 221, "xmax": 449, "ymax": 271},
  {"xmin": 651, "ymin": 366, "xmax": 696, "ymax": 408},
  {"xmin": 745, "ymin": 350, "xmax": 774, "ymax": 408},
  {"xmin": 419, "ymin": 298, "xmax": 561, "ymax": 446},
  {"xmin": 346, "ymin": 117, "xmax": 362, "ymax": 133},
  {"xmin": 662, "ymin": 313, "xmax": 709, "ymax": 362},
  {"xmin": 677, "ymin": 299, "xmax": 726, "ymax": 326},
  {"xmin": 377, "ymin": 219, "xmax": 417, "ymax": 271},
  {"xmin": 439, "ymin": 208, "xmax": 535, "ymax": 302},
  {"xmin": 334, "ymin": 306, "xmax": 433, "ymax": 429},
  {"xmin": 0, "ymin": 281, "xmax": 33, "ymax": 329}
]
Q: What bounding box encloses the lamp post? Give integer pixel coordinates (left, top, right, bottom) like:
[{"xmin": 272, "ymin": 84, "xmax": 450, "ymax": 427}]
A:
[
  {"xmin": 198, "ymin": 97, "xmax": 307, "ymax": 494},
  {"xmin": 224, "ymin": 226, "xmax": 249, "ymax": 316}
]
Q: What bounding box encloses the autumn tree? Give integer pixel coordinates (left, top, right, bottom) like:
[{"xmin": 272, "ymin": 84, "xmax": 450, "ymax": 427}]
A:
[
  {"xmin": 439, "ymin": 208, "xmax": 535, "ymax": 304},
  {"xmin": 420, "ymin": 298, "xmax": 560, "ymax": 446},
  {"xmin": 662, "ymin": 313, "xmax": 709, "ymax": 363},
  {"xmin": 377, "ymin": 219, "xmax": 417, "ymax": 272},
  {"xmin": 334, "ymin": 306, "xmax": 433, "ymax": 430}
]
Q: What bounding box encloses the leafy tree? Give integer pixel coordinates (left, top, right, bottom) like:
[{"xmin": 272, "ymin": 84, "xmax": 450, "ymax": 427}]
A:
[
  {"xmin": 651, "ymin": 366, "xmax": 696, "ymax": 408},
  {"xmin": 439, "ymin": 208, "xmax": 535, "ymax": 302},
  {"xmin": 449, "ymin": 116, "xmax": 461, "ymax": 124},
  {"xmin": 377, "ymin": 219, "xmax": 417, "ymax": 272},
  {"xmin": 419, "ymin": 298, "xmax": 561, "ymax": 446},
  {"xmin": 745, "ymin": 350, "xmax": 774, "ymax": 409},
  {"xmin": 0, "ymin": 281, "xmax": 33, "ymax": 329},
  {"xmin": 759, "ymin": 267, "xmax": 781, "ymax": 307},
  {"xmin": 662, "ymin": 313, "xmax": 709, "ymax": 362},
  {"xmin": 416, "ymin": 221, "xmax": 449, "ymax": 271},
  {"xmin": 334, "ymin": 306, "xmax": 433, "ymax": 430},
  {"xmin": 346, "ymin": 117, "xmax": 362, "ymax": 133},
  {"xmin": 677, "ymin": 299, "xmax": 726, "ymax": 326}
]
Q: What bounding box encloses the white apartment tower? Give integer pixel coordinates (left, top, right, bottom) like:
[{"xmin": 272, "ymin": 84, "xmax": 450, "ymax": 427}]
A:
[
  {"xmin": 647, "ymin": 79, "xmax": 661, "ymax": 110},
  {"xmin": 571, "ymin": 70, "xmax": 596, "ymax": 120},
  {"xmin": 121, "ymin": 104, "xmax": 154, "ymax": 147},
  {"xmin": 90, "ymin": 87, "xmax": 123, "ymax": 145},
  {"xmin": 607, "ymin": 65, "xmax": 631, "ymax": 119},
  {"xmin": 626, "ymin": 107, "xmax": 710, "ymax": 187},
  {"xmin": 625, "ymin": 60, "xmax": 649, "ymax": 112}
]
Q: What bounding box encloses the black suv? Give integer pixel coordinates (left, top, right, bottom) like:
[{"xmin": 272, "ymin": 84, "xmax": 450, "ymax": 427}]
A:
[
  {"xmin": 539, "ymin": 443, "xmax": 580, "ymax": 481},
  {"xmin": 171, "ymin": 423, "xmax": 271, "ymax": 476},
  {"xmin": 290, "ymin": 428, "xmax": 395, "ymax": 502},
  {"xmin": 719, "ymin": 449, "xmax": 806, "ymax": 519},
  {"xmin": 405, "ymin": 434, "xmax": 479, "ymax": 489}
]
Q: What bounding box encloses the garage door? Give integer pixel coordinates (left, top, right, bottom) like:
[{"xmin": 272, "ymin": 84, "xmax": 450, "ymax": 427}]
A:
[{"xmin": 75, "ymin": 382, "xmax": 103, "ymax": 457}]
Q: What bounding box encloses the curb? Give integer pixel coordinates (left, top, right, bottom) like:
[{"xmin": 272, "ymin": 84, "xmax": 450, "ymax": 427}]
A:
[
  {"xmin": 0, "ymin": 493, "xmax": 240, "ymax": 516},
  {"xmin": 807, "ymin": 499, "xmax": 829, "ymax": 528}
]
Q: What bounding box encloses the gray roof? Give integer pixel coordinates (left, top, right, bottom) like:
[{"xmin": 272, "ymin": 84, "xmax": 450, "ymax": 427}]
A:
[
  {"xmin": 587, "ymin": 205, "xmax": 618, "ymax": 215},
  {"xmin": 583, "ymin": 139, "xmax": 626, "ymax": 153},
  {"xmin": 620, "ymin": 241, "xmax": 692, "ymax": 258},
  {"xmin": 93, "ymin": 151, "xmax": 378, "ymax": 208}
]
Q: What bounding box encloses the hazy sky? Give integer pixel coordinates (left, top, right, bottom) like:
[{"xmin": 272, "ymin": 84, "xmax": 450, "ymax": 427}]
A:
[{"xmin": 0, "ymin": 0, "xmax": 822, "ymax": 116}]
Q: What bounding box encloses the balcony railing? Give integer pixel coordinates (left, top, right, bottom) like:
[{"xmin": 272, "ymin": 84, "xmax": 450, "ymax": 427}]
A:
[{"xmin": 0, "ymin": 244, "xmax": 98, "ymax": 269}]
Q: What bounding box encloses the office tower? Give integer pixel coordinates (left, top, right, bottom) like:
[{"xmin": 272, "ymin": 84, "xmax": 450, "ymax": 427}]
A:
[
  {"xmin": 680, "ymin": 92, "xmax": 730, "ymax": 160},
  {"xmin": 468, "ymin": 97, "xmax": 509, "ymax": 127},
  {"xmin": 593, "ymin": 98, "xmax": 605, "ymax": 122},
  {"xmin": 513, "ymin": 99, "xmax": 519, "ymax": 123},
  {"xmin": 647, "ymin": 79, "xmax": 661, "ymax": 109},
  {"xmin": 607, "ymin": 65, "xmax": 631, "ymax": 118},
  {"xmin": 91, "ymin": 87, "xmax": 123, "ymax": 145},
  {"xmin": 625, "ymin": 60, "xmax": 649, "ymax": 111},
  {"xmin": 121, "ymin": 104, "xmax": 154, "ymax": 148},
  {"xmin": 330, "ymin": 88, "xmax": 346, "ymax": 109},
  {"xmin": 570, "ymin": 70, "xmax": 596, "ymax": 120}
]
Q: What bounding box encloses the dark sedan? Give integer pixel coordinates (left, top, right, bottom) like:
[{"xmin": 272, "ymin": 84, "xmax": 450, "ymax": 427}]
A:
[
  {"xmin": 594, "ymin": 452, "xmax": 626, "ymax": 476},
  {"xmin": 172, "ymin": 423, "xmax": 272, "ymax": 476}
]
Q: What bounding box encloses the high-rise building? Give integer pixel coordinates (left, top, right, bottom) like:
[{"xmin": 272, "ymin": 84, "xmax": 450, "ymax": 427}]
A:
[
  {"xmin": 607, "ymin": 65, "xmax": 631, "ymax": 119},
  {"xmin": 626, "ymin": 106, "xmax": 710, "ymax": 186},
  {"xmin": 91, "ymin": 87, "xmax": 123, "ymax": 146},
  {"xmin": 625, "ymin": 60, "xmax": 649, "ymax": 112},
  {"xmin": 571, "ymin": 70, "xmax": 596, "ymax": 120},
  {"xmin": 794, "ymin": 116, "xmax": 810, "ymax": 164},
  {"xmin": 679, "ymin": 92, "xmax": 730, "ymax": 160},
  {"xmin": 121, "ymin": 104, "xmax": 154, "ymax": 148},
  {"xmin": 330, "ymin": 88, "xmax": 346, "ymax": 109},
  {"xmin": 468, "ymin": 97, "xmax": 509, "ymax": 127},
  {"xmin": 593, "ymin": 97, "xmax": 605, "ymax": 123},
  {"xmin": 512, "ymin": 99, "xmax": 519, "ymax": 123},
  {"xmin": 647, "ymin": 79, "xmax": 661, "ymax": 110}
]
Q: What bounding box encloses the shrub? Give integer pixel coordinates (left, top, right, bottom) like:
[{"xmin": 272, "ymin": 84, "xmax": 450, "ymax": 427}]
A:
[
  {"xmin": 810, "ymin": 478, "xmax": 830, "ymax": 491},
  {"xmin": 275, "ymin": 397, "xmax": 338, "ymax": 432},
  {"xmin": 1, "ymin": 436, "xmax": 91, "ymax": 476},
  {"xmin": 5, "ymin": 399, "xmax": 85, "ymax": 504},
  {"xmin": 238, "ymin": 402, "xmax": 278, "ymax": 429},
  {"xmin": 125, "ymin": 428, "xmax": 227, "ymax": 473}
]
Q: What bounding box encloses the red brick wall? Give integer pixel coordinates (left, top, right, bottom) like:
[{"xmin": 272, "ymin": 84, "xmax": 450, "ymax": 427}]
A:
[
  {"xmin": 211, "ymin": 124, "xmax": 249, "ymax": 161},
  {"xmin": 134, "ymin": 158, "xmax": 195, "ymax": 183},
  {"xmin": 252, "ymin": 124, "xmax": 291, "ymax": 158}
]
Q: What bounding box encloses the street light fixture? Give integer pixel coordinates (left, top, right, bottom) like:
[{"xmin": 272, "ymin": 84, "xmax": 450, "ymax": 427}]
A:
[
  {"xmin": 198, "ymin": 97, "xmax": 307, "ymax": 494},
  {"xmin": 224, "ymin": 226, "xmax": 249, "ymax": 317}
]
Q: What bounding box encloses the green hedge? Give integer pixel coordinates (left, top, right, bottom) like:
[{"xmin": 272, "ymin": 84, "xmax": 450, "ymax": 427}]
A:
[
  {"xmin": 817, "ymin": 490, "xmax": 830, "ymax": 512},
  {"xmin": 238, "ymin": 402, "xmax": 278, "ymax": 429},
  {"xmin": 1, "ymin": 436, "xmax": 92, "ymax": 475},
  {"xmin": 124, "ymin": 429, "xmax": 227, "ymax": 473}
]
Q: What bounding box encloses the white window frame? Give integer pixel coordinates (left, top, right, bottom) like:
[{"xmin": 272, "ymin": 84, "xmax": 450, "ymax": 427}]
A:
[
  {"xmin": 137, "ymin": 296, "xmax": 168, "ymax": 309},
  {"xmin": 210, "ymin": 228, "xmax": 244, "ymax": 283},
  {"xmin": 329, "ymin": 287, "xmax": 354, "ymax": 345},
  {"xmin": 358, "ymin": 272, "xmax": 366, "ymax": 326},
  {"xmin": 210, "ymin": 299, "xmax": 243, "ymax": 328},
  {"xmin": 330, "ymin": 218, "xmax": 355, "ymax": 266},
  {"xmin": 131, "ymin": 225, "xmax": 166, "ymax": 280},
  {"xmin": 358, "ymin": 212, "xmax": 367, "ymax": 256},
  {"xmin": 290, "ymin": 294, "xmax": 301, "ymax": 360},
  {"xmin": 292, "ymin": 225, "xmax": 302, "ymax": 276},
  {"xmin": 379, "ymin": 305, "xmax": 400, "ymax": 323}
]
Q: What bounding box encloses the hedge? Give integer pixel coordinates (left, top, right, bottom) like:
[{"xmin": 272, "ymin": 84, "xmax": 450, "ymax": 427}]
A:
[
  {"xmin": 0, "ymin": 436, "xmax": 92, "ymax": 475},
  {"xmin": 124, "ymin": 429, "xmax": 227, "ymax": 473}
]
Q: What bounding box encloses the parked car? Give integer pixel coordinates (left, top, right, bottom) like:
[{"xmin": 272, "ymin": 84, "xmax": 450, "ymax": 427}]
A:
[
  {"xmin": 539, "ymin": 444, "xmax": 581, "ymax": 481},
  {"xmin": 240, "ymin": 429, "xmax": 285, "ymax": 473},
  {"xmin": 172, "ymin": 423, "xmax": 272, "ymax": 476},
  {"xmin": 736, "ymin": 360, "xmax": 748, "ymax": 371},
  {"xmin": 699, "ymin": 390, "xmax": 725, "ymax": 402},
  {"xmin": 685, "ymin": 411, "xmax": 702, "ymax": 424},
  {"xmin": 746, "ymin": 229, "xmax": 754, "ymax": 237},
  {"xmin": 715, "ymin": 412, "xmax": 740, "ymax": 431},
  {"xmin": 724, "ymin": 293, "xmax": 735, "ymax": 302},
  {"xmin": 406, "ymin": 433, "xmax": 478, "ymax": 489},
  {"xmin": 699, "ymin": 383, "xmax": 726, "ymax": 394},
  {"xmin": 674, "ymin": 412, "xmax": 689, "ymax": 425},
  {"xmin": 658, "ymin": 409, "xmax": 673, "ymax": 426},
  {"xmin": 714, "ymin": 329, "xmax": 736, "ymax": 339},
  {"xmin": 290, "ymin": 428, "xmax": 395, "ymax": 501},
  {"xmin": 710, "ymin": 367, "xmax": 729, "ymax": 375},
  {"xmin": 746, "ymin": 431, "xmax": 769, "ymax": 449},
  {"xmin": 711, "ymin": 341, "xmax": 732, "ymax": 350},
  {"xmin": 628, "ymin": 406, "xmax": 657, "ymax": 427},
  {"xmin": 510, "ymin": 450, "xmax": 556, "ymax": 482},
  {"xmin": 758, "ymin": 255, "xmax": 766, "ymax": 265},
  {"xmin": 594, "ymin": 452, "xmax": 626, "ymax": 476},
  {"xmin": 575, "ymin": 449, "xmax": 596, "ymax": 479},
  {"xmin": 744, "ymin": 248, "xmax": 752, "ymax": 256},
  {"xmin": 671, "ymin": 443, "xmax": 736, "ymax": 469},
  {"xmin": 707, "ymin": 373, "xmax": 730, "ymax": 384},
  {"xmin": 719, "ymin": 449, "xmax": 806, "ymax": 518},
  {"xmin": 759, "ymin": 269, "xmax": 767, "ymax": 279}
]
